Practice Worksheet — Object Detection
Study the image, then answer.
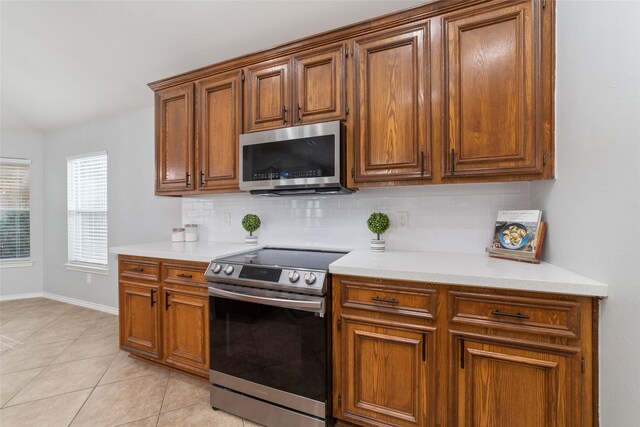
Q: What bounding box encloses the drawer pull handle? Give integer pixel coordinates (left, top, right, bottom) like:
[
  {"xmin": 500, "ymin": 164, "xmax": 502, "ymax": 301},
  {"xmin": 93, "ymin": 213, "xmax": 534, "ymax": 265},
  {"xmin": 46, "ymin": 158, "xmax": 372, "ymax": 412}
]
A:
[
  {"xmin": 371, "ymin": 297, "xmax": 400, "ymax": 304},
  {"xmin": 491, "ymin": 310, "xmax": 530, "ymax": 319},
  {"xmin": 131, "ymin": 267, "xmax": 144, "ymax": 273},
  {"xmin": 177, "ymin": 273, "xmax": 193, "ymax": 279}
]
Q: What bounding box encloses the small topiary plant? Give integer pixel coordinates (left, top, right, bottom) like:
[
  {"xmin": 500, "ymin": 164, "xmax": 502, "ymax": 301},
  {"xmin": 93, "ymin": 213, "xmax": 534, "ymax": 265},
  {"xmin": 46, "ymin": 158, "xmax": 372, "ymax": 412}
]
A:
[
  {"xmin": 367, "ymin": 212, "xmax": 390, "ymax": 240},
  {"xmin": 241, "ymin": 214, "xmax": 261, "ymax": 236}
]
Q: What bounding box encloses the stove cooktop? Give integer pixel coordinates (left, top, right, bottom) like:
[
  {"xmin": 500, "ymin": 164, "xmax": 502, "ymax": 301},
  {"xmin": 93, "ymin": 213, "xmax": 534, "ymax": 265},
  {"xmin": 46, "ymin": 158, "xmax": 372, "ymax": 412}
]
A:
[
  {"xmin": 216, "ymin": 247, "xmax": 348, "ymax": 271},
  {"xmin": 206, "ymin": 247, "xmax": 348, "ymax": 296}
]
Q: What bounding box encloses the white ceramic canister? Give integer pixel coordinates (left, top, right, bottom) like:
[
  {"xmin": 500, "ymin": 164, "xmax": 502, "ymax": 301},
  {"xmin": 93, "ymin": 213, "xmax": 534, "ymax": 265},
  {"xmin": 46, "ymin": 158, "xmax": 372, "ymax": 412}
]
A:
[
  {"xmin": 184, "ymin": 224, "xmax": 198, "ymax": 242},
  {"xmin": 172, "ymin": 227, "xmax": 185, "ymax": 242}
]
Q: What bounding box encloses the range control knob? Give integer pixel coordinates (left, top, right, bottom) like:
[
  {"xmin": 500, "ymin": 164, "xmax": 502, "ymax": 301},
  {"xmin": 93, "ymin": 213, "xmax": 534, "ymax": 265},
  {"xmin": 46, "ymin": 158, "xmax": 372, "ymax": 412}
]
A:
[
  {"xmin": 288, "ymin": 271, "xmax": 300, "ymax": 283},
  {"xmin": 224, "ymin": 265, "xmax": 234, "ymax": 275},
  {"xmin": 212, "ymin": 264, "xmax": 222, "ymax": 274},
  {"xmin": 304, "ymin": 272, "xmax": 316, "ymax": 285}
]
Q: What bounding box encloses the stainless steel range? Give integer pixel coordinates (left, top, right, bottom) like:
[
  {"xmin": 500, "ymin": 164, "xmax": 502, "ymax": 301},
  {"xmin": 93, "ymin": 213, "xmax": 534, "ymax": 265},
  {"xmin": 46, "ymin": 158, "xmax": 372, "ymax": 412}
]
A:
[{"xmin": 205, "ymin": 247, "xmax": 347, "ymax": 427}]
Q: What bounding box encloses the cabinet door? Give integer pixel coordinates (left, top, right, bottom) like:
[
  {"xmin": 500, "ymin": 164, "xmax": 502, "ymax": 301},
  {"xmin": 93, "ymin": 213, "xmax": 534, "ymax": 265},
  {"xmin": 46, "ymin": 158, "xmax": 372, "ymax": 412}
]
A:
[
  {"xmin": 454, "ymin": 337, "xmax": 582, "ymax": 427},
  {"xmin": 196, "ymin": 70, "xmax": 242, "ymax": 192},
  {"xmin": 119, "ymin": 281, "xmax": 162, "ymax": 359},
  {"xmin": 155, "ymin": 83, "xmax": 195, "ymax": 193},
  {"xmin": 443, "ymin": 1, "xmax": 542, "ymax": 176},
  {"xmin": 162, "ymin": 288, "xmax": 209, "ymax": 375},
  {"xmin": 292, "ymin": 44, "xmax": 346, "ymax": 125},
  {"xmin": 246, "ymin": 59, "xmax": 290, "ymax": 132},
  {"xmin": 353, "ymin": 24, "xmax": 430, "ymax": 182},
  {"xmin": 339, "ymin": 318, "xmax": 434, "ymax": 427}
]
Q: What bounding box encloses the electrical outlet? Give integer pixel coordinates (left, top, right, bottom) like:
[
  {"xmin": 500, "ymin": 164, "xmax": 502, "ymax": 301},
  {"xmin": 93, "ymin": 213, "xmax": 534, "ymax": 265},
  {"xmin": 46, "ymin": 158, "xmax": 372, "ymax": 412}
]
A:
[
  {"xmin": 86, "ymin": 273, "xmax": 92, "ymax": 284},
  {"xmin": 223, "ymin": 212, "xmax": 231, "ymax": 227},
  {"xmin": 397, "ymin": 211, "xmax": 409, "ymax": 229}
]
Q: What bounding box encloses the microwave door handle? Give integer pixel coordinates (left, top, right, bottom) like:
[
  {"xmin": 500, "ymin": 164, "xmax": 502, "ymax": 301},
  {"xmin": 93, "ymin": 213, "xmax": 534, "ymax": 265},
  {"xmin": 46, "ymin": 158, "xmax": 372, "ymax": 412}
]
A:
[{"xmin": 208, "ymin": 285, "xmax": 324, "ymax": 314}]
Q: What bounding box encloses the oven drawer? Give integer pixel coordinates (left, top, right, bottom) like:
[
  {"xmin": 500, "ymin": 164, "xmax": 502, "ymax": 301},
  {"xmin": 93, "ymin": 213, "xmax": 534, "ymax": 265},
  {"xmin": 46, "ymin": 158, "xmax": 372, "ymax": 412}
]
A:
[
  {"xmin": 339, "ymin": 278, "xmax": 436, "ymax": 320},
  {"xmin": 449, "ymin": 291, "xmax": 582, "ymax": 338},
  {"xmin": 119, "ymin": 258, "xmax": 160, "ymax": 281}
]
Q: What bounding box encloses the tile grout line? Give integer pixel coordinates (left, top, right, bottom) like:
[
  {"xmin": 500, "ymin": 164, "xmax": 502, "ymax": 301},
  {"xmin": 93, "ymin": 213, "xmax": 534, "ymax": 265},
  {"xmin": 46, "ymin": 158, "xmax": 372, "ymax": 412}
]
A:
[
  {"xmin": 155, "ymin": 371, "xmax": 172, "ymax": 426},
  {"xmin": 2, "ymin": 341, "xmax": 117, "ymax": 408},
  {"xmin": 0, "ymin": 299, "xmax": 113, "ymax": 421},
  {"xmin": 0, "ymin": 301, "xmax": 82, "ymax": 407},
  {"xmin": 68, "ymin": 348, "xmax": 122, "ymax": 426},
  {"xmin": 0, "ymin": 388, "xmax": 94, "ymax": 412}
]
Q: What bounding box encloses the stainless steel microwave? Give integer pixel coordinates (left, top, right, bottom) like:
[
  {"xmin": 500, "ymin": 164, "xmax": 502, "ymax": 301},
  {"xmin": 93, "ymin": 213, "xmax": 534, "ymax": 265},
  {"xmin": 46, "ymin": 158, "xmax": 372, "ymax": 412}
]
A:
[{"xmin": 239, "ymin": 121, "xmax": 352, "ymax": 195}]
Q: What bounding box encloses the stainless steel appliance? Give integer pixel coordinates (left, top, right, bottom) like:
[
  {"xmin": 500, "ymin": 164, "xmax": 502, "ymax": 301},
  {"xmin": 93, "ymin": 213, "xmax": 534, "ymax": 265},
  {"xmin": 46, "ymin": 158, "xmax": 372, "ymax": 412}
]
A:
[
  {"xmin": 239, "ymin": 120, "xmax": 352, "ymax": 195},
  {"xmin": 205, "ymin": 247, "xmax": 347, "ymax": 427}
]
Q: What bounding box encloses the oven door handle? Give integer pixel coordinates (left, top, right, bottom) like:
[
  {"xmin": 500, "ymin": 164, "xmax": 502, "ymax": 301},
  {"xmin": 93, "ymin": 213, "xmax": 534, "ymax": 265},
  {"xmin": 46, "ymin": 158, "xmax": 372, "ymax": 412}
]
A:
[{"xmin": 208, "ymin": 284, "xmax": 325, "ymax": 314}]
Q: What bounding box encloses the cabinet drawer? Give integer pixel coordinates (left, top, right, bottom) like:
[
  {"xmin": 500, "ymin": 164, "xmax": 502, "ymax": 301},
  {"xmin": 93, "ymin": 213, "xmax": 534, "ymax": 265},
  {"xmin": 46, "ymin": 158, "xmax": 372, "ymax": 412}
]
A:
[
  {"xmin": 449, "ymin": 291, "xmax": 581, "ymax": 338},
  {"xmin": 340, "ymin": 278, "xmax": 436, "ymax": 320},
  {"xmin": 164, "ymin": 264, "xmax": 207, "ymax": 285},
  {"xmin": 120, "ymin": 258, "xmax": 160, "ymax": 281}
]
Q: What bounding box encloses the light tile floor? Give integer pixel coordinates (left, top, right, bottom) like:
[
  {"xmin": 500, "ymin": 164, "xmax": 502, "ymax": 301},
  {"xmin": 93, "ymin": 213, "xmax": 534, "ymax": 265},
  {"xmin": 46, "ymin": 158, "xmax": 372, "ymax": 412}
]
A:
[{"xmin": 0, "ymin": 298, "xmax": 263, "ymax": 427}]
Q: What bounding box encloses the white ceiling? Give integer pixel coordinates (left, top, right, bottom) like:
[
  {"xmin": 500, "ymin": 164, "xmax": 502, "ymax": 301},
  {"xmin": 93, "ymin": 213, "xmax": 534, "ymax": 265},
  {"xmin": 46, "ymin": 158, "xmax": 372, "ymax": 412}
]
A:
[{"xmin": 1, "ymin": 0, "xmax": 423, "ymax": 133}]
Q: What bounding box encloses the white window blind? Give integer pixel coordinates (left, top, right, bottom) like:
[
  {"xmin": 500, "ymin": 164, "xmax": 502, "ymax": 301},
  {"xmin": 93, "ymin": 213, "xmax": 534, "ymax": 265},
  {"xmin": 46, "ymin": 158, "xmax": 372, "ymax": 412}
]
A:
[
  {"xmin": 67, "ymin": 153, "xmax": 108, "ymax": 266},
  {"xmin": 0, "ymin": 158, "xmax": 31, "ymax": 260}
]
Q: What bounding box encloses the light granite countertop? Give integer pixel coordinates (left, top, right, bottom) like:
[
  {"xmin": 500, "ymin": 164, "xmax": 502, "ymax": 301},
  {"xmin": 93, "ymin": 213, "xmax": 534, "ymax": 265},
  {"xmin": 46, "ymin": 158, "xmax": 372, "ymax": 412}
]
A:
[
  {"xmin": 109, "ymin": 241, "xmax": 255, "ymax": 263},
  {"xmin": 110, "ymin": 242, "xmax": 608, "ymax": 297},
  {"xmin": 329, "ymin": 249, "xmax": 608, "ymax": 297}
]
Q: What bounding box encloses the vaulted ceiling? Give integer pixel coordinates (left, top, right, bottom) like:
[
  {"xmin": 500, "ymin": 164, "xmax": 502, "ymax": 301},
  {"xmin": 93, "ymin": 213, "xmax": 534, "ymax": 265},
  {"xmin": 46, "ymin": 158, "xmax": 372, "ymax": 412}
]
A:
[{"xmin": 1, "ymin": 0, "xmax": 423, "ymax": 132}]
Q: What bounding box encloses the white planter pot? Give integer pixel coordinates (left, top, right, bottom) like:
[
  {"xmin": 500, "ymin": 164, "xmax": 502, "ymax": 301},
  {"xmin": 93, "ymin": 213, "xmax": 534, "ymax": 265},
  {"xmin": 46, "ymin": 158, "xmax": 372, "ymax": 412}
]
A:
[
  {"xmin": 244, "ymin": 235, "xmax": 258, "ymax": 245},
  {"xmin": 370, "ymin": 239, "xmax": 386, "ymax": 251}
]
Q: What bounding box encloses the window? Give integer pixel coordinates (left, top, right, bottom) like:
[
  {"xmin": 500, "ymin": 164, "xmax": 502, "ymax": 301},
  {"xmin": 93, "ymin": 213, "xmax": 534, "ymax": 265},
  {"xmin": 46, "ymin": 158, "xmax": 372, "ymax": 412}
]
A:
[
  {"xmin": 0, "ymin": 158, "xmax": 31, "ymax": 263},
  {"xmin": 67, "ymin": 152, "xmax": 108, "ymax": 271}
]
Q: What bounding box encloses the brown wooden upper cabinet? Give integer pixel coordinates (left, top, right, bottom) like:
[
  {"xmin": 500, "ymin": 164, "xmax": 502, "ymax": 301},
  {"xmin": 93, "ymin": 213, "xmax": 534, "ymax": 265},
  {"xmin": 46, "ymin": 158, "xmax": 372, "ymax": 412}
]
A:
[
  {"xmin": 150, "ymin": 0, "xmax": 554, "ymax": 195},
  {"xmin": 443, "ymin": 0, "xmax": 544, "ymax": 177},
  {"xmin": 155, "ymin": 83, "xmax": 195, "ymax": 193},
  {"xmin": 197, "ymin": 70, "xmax": 242, "ymax": 191},
  {"xmin": 293, "ymin": 44, "xmax": 346, "ymax": 125},
  {"xmin": 154, "ymin": 71, "xmax": 242, "ymax": 195},
  {"xmin": 246, "ymin": 58, "xmax": 291, "ymax": 132},
  {"xmin": 353, "ymin": 24, "xmax": 431, "ymax": 183},
  {"xmin": 246, "ymin": 44, "xmax": 346, "ymax": 132}
]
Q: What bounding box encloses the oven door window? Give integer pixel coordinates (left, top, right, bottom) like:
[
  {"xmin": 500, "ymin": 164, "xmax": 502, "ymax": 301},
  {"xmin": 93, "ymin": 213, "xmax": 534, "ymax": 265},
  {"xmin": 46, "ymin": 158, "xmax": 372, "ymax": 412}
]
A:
[{"xmin": 210, "ymin": 296, "xmax": 327, "ymax": 403}]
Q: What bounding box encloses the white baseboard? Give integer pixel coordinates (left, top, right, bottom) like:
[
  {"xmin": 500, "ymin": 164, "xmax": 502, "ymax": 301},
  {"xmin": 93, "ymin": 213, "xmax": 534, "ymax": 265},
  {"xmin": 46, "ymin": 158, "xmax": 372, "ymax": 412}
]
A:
[
  {"xmin": 0, "ymin": 292, "xmax": 44, "ymax": 301},
  {"xmin": 43, "ymin": 293, "xmax": 118, "ymax": 316},
  {"xmin": 0, "ymin": 292, "xmax": 118, "ymax": 316}
]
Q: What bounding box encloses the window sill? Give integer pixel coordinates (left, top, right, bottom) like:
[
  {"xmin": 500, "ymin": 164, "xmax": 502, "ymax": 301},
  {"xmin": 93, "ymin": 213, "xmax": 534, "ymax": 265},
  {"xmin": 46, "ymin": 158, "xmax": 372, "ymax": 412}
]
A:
[
  {"xmin": 0, "ymin": 260, "xmax": 33, "ymax": 269},
  {"xmin": 64, "ymin": 263, "xmax": 110, "ymax": 275}
]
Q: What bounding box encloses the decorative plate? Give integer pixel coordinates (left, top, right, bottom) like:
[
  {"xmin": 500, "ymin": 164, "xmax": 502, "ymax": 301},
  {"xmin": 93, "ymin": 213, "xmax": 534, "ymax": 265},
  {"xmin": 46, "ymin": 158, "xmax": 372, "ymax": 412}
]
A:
[{"xmin": 499, "ymin": 223, "xmax": 530, "ymax": 250}]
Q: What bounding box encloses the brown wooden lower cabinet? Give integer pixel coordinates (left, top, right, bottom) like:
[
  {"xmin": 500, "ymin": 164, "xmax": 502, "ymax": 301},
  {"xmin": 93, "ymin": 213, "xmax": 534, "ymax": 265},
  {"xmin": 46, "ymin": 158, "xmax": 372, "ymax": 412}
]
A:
[
  {"xmin": 118, "ymin": 255, "xmax": 209, "ymax": 378},
  {"xmin": 332, "ymin": 275, "xmax": 598, "ymax": 427},
  {"xmin": 452, "ymin": 334, "xmax": 582, "ymax": 427},
  {"xmin": 162, "ymin": 287, "xmax": 209, "ymax": 376},
  {"xmin": 119, "ymin": 281, "xmax": 162, "ymax": 360},
  {"xmin": 340, "ymin": 318, "xmax": 435, "ymax": 427}
]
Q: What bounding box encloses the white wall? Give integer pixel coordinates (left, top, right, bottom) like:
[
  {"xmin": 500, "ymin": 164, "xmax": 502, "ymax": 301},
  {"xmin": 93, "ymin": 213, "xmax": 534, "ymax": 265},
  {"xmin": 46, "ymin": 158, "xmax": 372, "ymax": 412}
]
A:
[
  {"xmin": 530, "ymin": 1, "xmax": 640, "ymax": 425},
  {"xmin": 42, "ymin": 107, "xmax": 181, "ymax": 308},
  {"xmin": 183, "ymin": 182, "xmax": 530, "ymax": 253},
  {"xmin": 0, "ymin": 131, "xmax": 44, "ymax": 297}
]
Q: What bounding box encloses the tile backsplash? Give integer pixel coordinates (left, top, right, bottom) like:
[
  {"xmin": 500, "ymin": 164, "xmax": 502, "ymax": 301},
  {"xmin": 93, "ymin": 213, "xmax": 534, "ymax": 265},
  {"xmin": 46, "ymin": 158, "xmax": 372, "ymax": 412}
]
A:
[{"xmin": 182, "ymin": 182, "xmax": 530, "ymax": 253}]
